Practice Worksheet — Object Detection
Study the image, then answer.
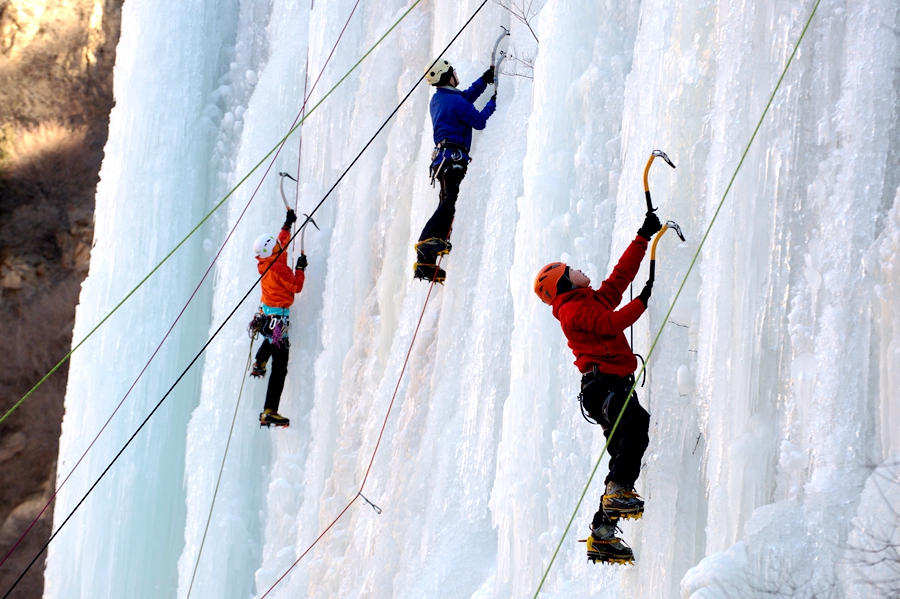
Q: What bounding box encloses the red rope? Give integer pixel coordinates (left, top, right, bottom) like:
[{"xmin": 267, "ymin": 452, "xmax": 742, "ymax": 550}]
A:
[{"xmin": 260, "ymin": 253, "xmax": 446, "ymax": 599}]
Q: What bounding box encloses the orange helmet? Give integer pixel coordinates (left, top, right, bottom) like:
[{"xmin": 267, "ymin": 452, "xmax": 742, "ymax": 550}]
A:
[{"xmin": 534, "ymin": 262, "xmax": 568, "ymax": 305}]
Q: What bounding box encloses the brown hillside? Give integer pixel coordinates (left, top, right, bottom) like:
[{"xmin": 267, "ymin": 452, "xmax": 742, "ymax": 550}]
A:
[{"xmin": 0, "ymin": 1, "xmax": 122, "ymax": 597}]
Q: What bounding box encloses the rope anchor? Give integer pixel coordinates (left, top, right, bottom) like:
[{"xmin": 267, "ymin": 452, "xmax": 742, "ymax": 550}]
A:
[{"xmin": 359, "ymin": 493, "xmax": 383, "ymax": 515}]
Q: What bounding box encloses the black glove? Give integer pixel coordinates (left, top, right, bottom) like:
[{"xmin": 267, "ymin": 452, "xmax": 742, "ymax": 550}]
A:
[
  {"xmin": 481, "ymin": 66, "xmax": 495, "ymax": 84},
  {"xmin": 637, "ymin": 280, "xmax": 653, "ymax": 308},
  {"xmin": 296, "ymin": 253, "xmax": 308, "ymax": 270},
  {"xmin": 284, "ymin": 209, "xmax": 297, "ymax": 228},
  {"xmin": 637, "ymin": 212, "xmax": 662, "ymax": 240},
  {"xmin": 490, "ymin": 91, "xmax": 497, "ymax": 102}
]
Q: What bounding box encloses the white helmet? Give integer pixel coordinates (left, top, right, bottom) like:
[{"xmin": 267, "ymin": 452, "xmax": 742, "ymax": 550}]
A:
[
  {"xmin": 425, "ymin": 58, "xmax": 452, "ymax": 86},
  {"xmin": 253, "ymin": 234, "xmax": 278, "ymax": 258}
]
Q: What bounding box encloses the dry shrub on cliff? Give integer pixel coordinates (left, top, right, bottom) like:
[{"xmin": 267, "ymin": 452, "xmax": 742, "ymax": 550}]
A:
[{"xmin": 0, "ymin": 121, "xmax": 95, "ymax": 274}]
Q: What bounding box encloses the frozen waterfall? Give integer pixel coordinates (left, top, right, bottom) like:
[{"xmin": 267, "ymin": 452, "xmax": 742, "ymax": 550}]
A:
[{"xmin": 39, "ymin": 0, "xmax": 900, "ymax": 598}]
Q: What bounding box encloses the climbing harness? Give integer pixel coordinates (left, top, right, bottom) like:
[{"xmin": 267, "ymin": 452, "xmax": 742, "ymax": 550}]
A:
[
  {"xmin": 268, "ymin": 314, "xmax": 289, "ymax": 347},
  {"xmin": 577, "ymin": 368, "xmax": 637, "ymax": 426},
  {"xmin": 532, "ymin": 0, "xmax": 823, "ymax": 594},
  {"xmin": 247, "ymin": 311, "xmax": 266, "ymax": 338},
  {"xmin": 250, "ymin": 309, "xmax": 290, "ymax": 346},
  {"xmin": 429, "ymin": 139, "xmax": 470, "ymax": 186}
]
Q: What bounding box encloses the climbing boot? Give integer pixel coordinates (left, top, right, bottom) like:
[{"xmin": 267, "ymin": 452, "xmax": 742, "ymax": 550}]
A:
[
  {"xmin": 602, "ymin": 481, "xmax": 644, "ymax": 520},
  {"xmin": 584, "ymin": 522, "xmax": 634, "ymax": 565},
  {"xmin": 259, "ymin": 409, "xmax": 290, "ymax": 428},
  {"xmin": 250, "ymin": 361, "xmax": 267, "ymax": 378},
  {"xmin": 413, "ymin": 262, "xmax": 446, "ymax": 284},
  {"xmin": 415, "ymin": 237, "xmax": 452, "ymax": 260}
]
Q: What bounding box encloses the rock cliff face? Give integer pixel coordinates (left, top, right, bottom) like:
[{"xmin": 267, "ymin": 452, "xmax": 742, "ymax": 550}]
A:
[{"xmin": 0, "ymin": 1, "xmax": 121, "ymax": 596}]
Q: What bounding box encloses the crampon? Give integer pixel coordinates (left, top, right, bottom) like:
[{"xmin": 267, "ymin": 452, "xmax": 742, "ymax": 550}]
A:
[
  {"xmin": 413, "ymin": 262, "xmax": 446, "ymax": 284},
  {"xmin": 259, "ymin": 410, "xmax": 290, "ymax": 428},
  {"xmin": 579, "ymin": 536, "xmax": 634, "ymax": 565},
  {"xmin": 602, "ymin": 483, "xmax": 644, "ymax": 520}
]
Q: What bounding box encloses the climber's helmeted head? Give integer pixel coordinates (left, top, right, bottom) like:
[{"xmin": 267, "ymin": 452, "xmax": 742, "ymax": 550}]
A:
[
  {"xmin": 534, "ymin": 262, "xmax": 590, "ymax": 304},
  {"xmin": 253, "ymin": 234, "xmax": 280, "ymax": 258},
  {"xmin": 425, "ymin": 58, "xmax": 457, "ymax": 87}
]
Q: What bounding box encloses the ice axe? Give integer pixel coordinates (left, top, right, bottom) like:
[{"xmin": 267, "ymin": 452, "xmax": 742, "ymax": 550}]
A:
[
  {"xmin": 298, "ymin": 212, "xmax": 319, "ymax": 255},
  {"xmin": 490, "ymin": 26, "xmax": 510, "ymax": 91},
  {"xmin": 491, "ymin": 26, "xmax": 510, "ymax": 68},
  {"xmin": 496, "ymin": 50, "xmax": 508, "ymax": 79},
  {"xmin": 278, "ymin": 171, "xmax": 298, "ymax": 211},
  {"xmin": 278, "ymin": 172, "xmax": 319, "ymax": 255},
  {"xmin": 648, "ymin": 220, "xmax": 685, "ymax": 283},
  {"xmin": 643, "ymin": 149, "xmax": 676, "ymax": 214}
]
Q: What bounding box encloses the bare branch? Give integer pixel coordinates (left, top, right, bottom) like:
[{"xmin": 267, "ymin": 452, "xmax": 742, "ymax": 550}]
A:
[
  {"xmin": 500, "ymin": 52, "xmax": 535, "ymax": 81},
  {"xmin": 492, "ymin": 0, "xmax": 543, "ymax": 44}
]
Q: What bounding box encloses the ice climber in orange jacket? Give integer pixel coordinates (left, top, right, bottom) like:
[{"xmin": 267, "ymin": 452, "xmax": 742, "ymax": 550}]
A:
[{"xmin": 250, "ymin": 209, "xmax": 306, "ymax": 427}]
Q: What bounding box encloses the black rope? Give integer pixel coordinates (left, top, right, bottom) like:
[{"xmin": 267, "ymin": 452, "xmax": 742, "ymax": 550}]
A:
[{"xmin": 3, "ymin": 5, "xmax": 486, "ymax": 595}]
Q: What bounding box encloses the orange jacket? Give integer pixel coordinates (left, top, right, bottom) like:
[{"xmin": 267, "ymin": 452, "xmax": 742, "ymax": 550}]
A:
[{"xmin": 257, "ymin": 228, "xmax": 305, "ymax": 308}]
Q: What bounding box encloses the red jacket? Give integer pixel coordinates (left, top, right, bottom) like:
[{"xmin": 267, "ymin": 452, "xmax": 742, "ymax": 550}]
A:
[
  {"xmin": 551, "ymin": 236, "xmax": 648, "ymax": 376},
  {"xmin": 257, "ymin": 228, "xmax": 305, "ymax": 308}
]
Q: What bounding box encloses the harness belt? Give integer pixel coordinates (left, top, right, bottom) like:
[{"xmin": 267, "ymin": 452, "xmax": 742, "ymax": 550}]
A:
[
  {"xmin": 429, "ymin": 139, "xmax": 472, "ymax": 185},
  {"xmin": 437, "ymin": 140, "xmax": 469, "ymax": 153},
  {"xmin": 578, "ymin": 366, "xmax": 636, "ymax": 425},
  {"xmin": 581, "ymin": 365, "xmax": 634, "ymax": 387}
]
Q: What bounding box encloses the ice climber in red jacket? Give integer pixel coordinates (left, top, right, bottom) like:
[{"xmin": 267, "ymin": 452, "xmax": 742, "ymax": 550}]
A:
[{"xmin": 534, "ymin": 211, "xmax": 662, "ymax": 565}]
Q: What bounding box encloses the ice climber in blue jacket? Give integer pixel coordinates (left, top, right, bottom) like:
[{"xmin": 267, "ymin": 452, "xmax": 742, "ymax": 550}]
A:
[{"xmin": 413, "ymin": 58, "xmax": 497, "ymax": 283}]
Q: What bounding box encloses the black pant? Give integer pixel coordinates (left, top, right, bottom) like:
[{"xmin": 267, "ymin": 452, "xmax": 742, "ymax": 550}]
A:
[
  {"xmin": 418, "ymin": 159, "xmax": 468, "ymax": 242},
  {"xmin": 255, "ymin": 338, "xmax": 290, "ymax": 413},
  {"xmin": 580, "ymin": 372, "xmax": 650, "ymax": 529}
]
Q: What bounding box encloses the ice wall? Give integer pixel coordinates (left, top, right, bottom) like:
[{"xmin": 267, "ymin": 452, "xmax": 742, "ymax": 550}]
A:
[
  {"xmin": 44, "ymin": 1, "xmax": 900, "ymax": 599},
  {"xmin": 44, "ymin": 1, "xmax": 240, "ymax": 597}
]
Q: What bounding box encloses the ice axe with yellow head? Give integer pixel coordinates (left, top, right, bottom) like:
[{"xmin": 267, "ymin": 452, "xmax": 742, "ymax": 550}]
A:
[
  {"xmin": 643, "ymin": 149, "xmax": 675, "ymax": 214},
  {"xmin": 641, "ymin": 149, "xmax": 679, "ymax": 282}
]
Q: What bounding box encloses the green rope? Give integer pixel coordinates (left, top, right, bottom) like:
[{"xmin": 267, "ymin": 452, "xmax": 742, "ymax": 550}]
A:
[
  {"xmin": 532, "ymin": 0, "xmax": 822, "ymax": 594},
  {"xmin": 185, "ymin": 335, "xmax": 255, "ymax": 599},
  {"xmin": 0, "ymin": 0, "xmax": 421, "ymax": 426}
]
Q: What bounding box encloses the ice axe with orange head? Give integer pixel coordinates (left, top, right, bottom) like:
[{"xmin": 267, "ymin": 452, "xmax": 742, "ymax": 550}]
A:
[
  {"xmin": 643, "ymin": 149, "xmax": 675, "ymax": 214},
  {"xmin": 640, "ymin": 150, "xmax": 681, "ymax": 282}
]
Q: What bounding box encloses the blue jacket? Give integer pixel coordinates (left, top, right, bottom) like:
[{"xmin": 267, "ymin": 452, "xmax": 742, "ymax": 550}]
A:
[{"xmin": 430, "ymin": 77, "xmax": 496, "ymax": 153}]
